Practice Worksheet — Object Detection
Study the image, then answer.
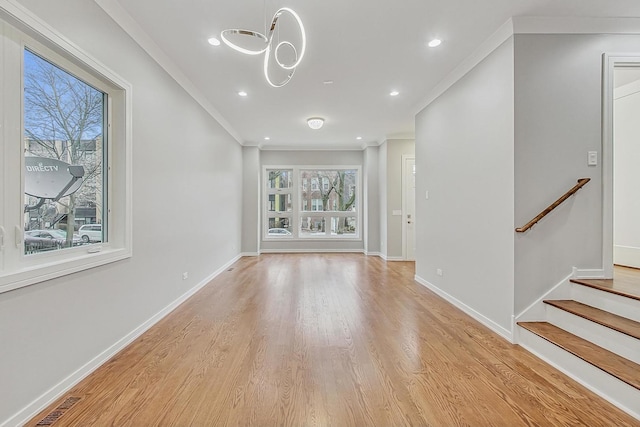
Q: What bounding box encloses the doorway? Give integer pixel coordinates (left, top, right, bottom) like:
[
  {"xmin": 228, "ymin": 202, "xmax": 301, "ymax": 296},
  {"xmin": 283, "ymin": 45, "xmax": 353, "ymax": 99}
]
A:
[
  {"xmin": 402, "ymin": 155, "xmax": 416, "ymax": 261},
  {"xmin": 612, "ymin": 65, "xmax": 640, "ymax": 269},
  {"xmin": 603, "ymin": 55, "xmax": 640, "ymax": 276}
]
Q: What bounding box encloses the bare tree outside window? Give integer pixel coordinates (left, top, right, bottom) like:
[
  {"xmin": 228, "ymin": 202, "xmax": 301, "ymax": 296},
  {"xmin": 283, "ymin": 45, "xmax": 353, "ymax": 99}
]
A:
[
  {"xmin": 299, "ymin": 169, "xmax": 357, "ymax": 235},
  {"xmin": 23, "ymin": 49, "xmax": 105, "ymax": 252}
]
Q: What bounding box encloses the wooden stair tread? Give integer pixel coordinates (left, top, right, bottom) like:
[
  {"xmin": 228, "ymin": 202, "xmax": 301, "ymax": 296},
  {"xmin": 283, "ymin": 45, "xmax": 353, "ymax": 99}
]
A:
[
  {"xmin": 518, "ymin": 321, "xmax": 640, "ymax": 391},
  {"xmin": 571, "ymin": 276, "xmax": 640, "ymax": 302},
  {"xmin": 544, "ymin": 300, "xmax": 640, "ymax": 340}
]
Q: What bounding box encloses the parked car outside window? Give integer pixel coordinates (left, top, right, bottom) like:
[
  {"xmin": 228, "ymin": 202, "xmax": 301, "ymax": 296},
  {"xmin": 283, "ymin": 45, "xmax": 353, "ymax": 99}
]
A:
[
  {"xmin": 268, "ymin": 228, "xmax": 292, "ymax": 236},
  {"xmin": 78, "ymin": 223, "xmax": 102, "ymax": 243}
]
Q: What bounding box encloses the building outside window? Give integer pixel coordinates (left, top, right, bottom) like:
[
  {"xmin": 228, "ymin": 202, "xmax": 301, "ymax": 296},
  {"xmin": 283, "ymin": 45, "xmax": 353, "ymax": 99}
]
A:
[
  {"xmin": 264, "ymin": 167, "xmax": 359, "ymax": 239},
  {"xmin": 265, "ymin": 169, "xmax": 293, "ymax": 237}
]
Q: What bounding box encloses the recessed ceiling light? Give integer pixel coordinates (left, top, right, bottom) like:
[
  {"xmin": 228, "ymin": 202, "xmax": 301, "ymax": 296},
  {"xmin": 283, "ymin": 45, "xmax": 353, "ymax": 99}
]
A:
[
  {"xmin": 323, "ymin": 80, "xmax": 334, "ymax": 85},
  {"xmin": 307, "ymin": 117, "xmax": 324, "ymax": 130},
  {"xmin": 356, "ymin": 136, "xmax": 362, "ymax": 140},
  {"xmin": 428, "ymin": 39, "xmax": 442, "ymax": 48},
  {"xmin": 238, "ymin": 91, "xmax": 248, "ymax": 97},
  {"xmin": 390, "ymin": 90, "xmax": 399, "ymax": 96},
  {"xmin": 264, "ymin": 136, "xmax": 270, "ymax": 140},
  {"xmin": 208, "ymin": 37, "xmax": 221, "ymax": 46}
]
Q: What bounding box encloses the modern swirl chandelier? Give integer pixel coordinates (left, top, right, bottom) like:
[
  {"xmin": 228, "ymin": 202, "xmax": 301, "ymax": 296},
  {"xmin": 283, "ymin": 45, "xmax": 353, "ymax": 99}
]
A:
[{"xmin": 221, "ymin": 7, "xmax": 306, "ymax": 88}]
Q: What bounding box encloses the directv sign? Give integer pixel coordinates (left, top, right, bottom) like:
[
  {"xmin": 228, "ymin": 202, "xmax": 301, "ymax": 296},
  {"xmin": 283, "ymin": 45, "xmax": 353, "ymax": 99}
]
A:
[{"xmin": 24, "ymin": 156, "xmax": 84, "ymax": 200}]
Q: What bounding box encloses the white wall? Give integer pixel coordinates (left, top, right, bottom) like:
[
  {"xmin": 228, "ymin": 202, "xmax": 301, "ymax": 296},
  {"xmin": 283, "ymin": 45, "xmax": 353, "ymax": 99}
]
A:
[
  {"xmin": 0, "ymin": 1, "xmax": 243, "ymax": 424},
  {"xmin": 613, "ymin": 79, "xmax": 640, "ymax": 268},
  {"xmin": 415, "ymin": 38, "xmax": 515, "ymax": 334},
  {"xmin": 259, "ymin": 150, "xmax": 365, "ymax": 252},
  {"xmin": 241, "ymin": 146, "xmax": 260, "ymax": 255},
  {"xmin": 513, "ymin": 33, "xmax": 640, "ymax": 314},
  {"xmin": 383, "ymin": 139, "xmax": 415, "ymax": 259},
  {"xmin": 364, "ymin": 146, "xmax": 381, "ymax": 254},
  {"xmin": 378, "ymin": 143, "xmax": 388, "ymax": 257}
]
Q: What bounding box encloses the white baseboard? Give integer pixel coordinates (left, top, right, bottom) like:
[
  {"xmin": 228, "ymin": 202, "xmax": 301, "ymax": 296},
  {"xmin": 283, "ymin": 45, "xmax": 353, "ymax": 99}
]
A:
[
  {"xmin": 572, "ymin": 267, "xmax": 605, "ymax": 279},
  {"xmin": 259, "ymin": 249, "xmax": 364, "ymax": 254},
  {"xmin": 414, "ymin": 275, "xmax": 513, "ymax": 343},
  {"xmin": 379, "ymin": 254, "xmax": 404, "ymax": 261},
  {"xmin": 514, "ymin": 272, "xmax": 573, "ymax": 327},
  {"xmin": 613, "ymin": 245, "xmax": 640, "ymax": 269},
  {"xmin": 240, "ymin": 252, "xmax": 260, "ymax": 257},
  {"xmin": 364, "ymin": 251, "xmax": 382, "ymax": 257},
  {"xmin": 3, "ymin": 254, "xmax": 242, "ymax": 427}
]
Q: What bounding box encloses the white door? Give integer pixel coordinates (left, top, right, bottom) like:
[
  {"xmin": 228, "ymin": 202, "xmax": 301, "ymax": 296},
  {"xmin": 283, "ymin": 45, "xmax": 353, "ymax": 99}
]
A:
[
  {"xmin": 403, "ymin": 156, "xmax": 416, "ymax": 261},
  {"xmin": 613, "ymin": 66, "xmax": 640, "ymax": 268}
]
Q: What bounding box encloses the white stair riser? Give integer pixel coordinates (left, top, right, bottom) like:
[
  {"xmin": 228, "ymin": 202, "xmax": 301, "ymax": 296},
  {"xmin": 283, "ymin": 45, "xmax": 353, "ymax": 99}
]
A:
[
  {"xmin": 545, "ymin": 305, "xmax": 640, "ymax": 364},
  {"xmin": 518, "ymin": 327, "xmax": 640, "ymax": 420},
  {"xmin": 571, "ymin": 284, "xmax": 640, "ymax": 323}
]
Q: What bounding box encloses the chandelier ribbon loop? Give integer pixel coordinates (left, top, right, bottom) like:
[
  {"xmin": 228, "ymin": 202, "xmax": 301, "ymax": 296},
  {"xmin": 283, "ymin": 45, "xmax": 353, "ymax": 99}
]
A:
[{"xmin": 221, "ymin": 7, "xmax": 306, "ymax": 87}]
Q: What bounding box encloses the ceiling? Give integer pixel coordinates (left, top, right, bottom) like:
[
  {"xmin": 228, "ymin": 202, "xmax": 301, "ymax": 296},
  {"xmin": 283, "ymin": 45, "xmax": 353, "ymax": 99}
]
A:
[{"xmin": 103, "ymin": 0, "xmax": 640, "ymax": 150}]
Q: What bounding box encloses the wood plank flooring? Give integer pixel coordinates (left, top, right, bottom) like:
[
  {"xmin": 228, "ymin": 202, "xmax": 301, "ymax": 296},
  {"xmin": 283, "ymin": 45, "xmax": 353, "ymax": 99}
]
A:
[{"xmin": 27, "ymin": 254, "xmax": 639, "ymax": 426}]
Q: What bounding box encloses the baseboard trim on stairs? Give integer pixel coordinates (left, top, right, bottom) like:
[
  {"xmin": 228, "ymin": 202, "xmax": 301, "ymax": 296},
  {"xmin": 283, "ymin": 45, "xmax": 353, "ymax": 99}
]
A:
[
  {"xmin": 414, "ymin": 275, "xmax": 513, "ymax": 343},
  {"xmin": 514, "ymin": 272, "xmax": 573, "ymax": 328},
  {"xmin": 572, "ymin": 267, "xmax": 606, "ymax": 279},
  {"xmin": 2, "ymin": 254, "xmax": 243, "ymax": 427}
]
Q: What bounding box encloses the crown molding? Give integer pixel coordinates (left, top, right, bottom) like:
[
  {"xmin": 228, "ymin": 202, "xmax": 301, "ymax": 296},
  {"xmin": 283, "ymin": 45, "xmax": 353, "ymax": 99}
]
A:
[
  {"xmin": 93, "ymin": 0, "xmax": 244, "ymax": 145},
  {"xmin": 512, "ymin": 16, "xmax": 640, "ymax": 35}
]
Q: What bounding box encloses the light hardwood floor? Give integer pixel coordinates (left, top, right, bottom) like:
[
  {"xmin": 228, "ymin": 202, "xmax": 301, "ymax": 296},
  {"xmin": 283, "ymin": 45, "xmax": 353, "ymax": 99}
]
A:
[{"xmin": 27, "ymin": 254, "xmax": 639, "ymax": 426}]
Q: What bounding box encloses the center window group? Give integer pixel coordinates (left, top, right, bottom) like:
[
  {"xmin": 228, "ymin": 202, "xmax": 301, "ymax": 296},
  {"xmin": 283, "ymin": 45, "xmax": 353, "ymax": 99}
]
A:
[{"xmin": 265, "ymin": 167, "xmax": 359, "ymax": 239}]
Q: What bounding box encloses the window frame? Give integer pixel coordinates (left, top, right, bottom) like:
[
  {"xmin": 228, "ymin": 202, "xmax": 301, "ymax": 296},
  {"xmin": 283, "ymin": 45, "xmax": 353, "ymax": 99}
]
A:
[
  {"xmin": 262, "ymin": 165, "xmax": 361, "ymax": 241},
  {"xmin": 0, "ymin": 5, "xmax": 132, "ymax": 294}
]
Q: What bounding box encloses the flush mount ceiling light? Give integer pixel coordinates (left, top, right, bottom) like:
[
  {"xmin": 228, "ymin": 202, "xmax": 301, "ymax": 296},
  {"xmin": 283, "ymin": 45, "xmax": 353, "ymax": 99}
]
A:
[
  {"xmin": 390, "ymin": 90, "xmax": 400, "ymax": 96},
  {"xmin": 220, "ymin": 7, "xmax": 306, "ymax": 88},
  {"xmin": 307, "ymin": 117, "xmax": 324, "ymax": 130},
  {"xmin": 208, "ymin": 37, "xmax": 221, "ymax": 46},
  {"xmin": 428, "ymin": 38, "xmax": 442, "ymax": 48}
]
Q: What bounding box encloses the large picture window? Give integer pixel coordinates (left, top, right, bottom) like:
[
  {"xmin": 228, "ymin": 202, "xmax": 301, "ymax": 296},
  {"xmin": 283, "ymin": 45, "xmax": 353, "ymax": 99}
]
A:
[
  {"xmin": 23, "ymin": 50, "xmax": 106, "ymax": 253},
  {"xmin": 0, "ymin": 10, "xmax": 132, "ymax": 294},
  {"xmin": 263, "ymin": 167, "xmax": 360, "ymax": 239}
]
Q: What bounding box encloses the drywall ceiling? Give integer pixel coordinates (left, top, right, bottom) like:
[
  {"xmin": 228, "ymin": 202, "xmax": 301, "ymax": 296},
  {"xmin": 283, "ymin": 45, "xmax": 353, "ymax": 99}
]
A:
[{"xmin": 101, "ymin": 0, "xmax": 640, "ymax": 149}]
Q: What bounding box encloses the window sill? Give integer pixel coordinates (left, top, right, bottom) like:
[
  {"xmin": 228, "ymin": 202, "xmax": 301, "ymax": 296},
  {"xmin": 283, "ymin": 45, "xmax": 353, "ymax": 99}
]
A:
[
  {"xmin": 0, "ymin": 246, "xmax": 132, "ymax": 294},
  {"xmin": 262, "ymin": 236, "xmax": 362, "ymax": 242}
]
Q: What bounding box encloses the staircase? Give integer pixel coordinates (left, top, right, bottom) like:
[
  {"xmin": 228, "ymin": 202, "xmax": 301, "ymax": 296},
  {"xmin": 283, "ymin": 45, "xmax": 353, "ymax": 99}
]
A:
[{"xmin": 517, "ymin": 270, "xmax": 640, "ymax": 420}]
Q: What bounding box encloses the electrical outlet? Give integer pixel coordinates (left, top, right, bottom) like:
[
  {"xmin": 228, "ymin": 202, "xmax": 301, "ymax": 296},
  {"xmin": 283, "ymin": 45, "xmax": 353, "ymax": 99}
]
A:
[
  {"xmin": 436, "ymin": 268, "xmax": 443, "ymax": 277},
  {"xmin": 182, "ymin": 272, "xmax": 189, "ymax": 280}
]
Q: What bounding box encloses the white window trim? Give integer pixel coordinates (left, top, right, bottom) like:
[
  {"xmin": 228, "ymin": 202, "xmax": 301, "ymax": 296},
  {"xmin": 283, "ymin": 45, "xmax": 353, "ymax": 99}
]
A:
[
  {"xmin": 262, "ymin": 165, "xmax": 362, "ymax": 241},
  {"xmin": 0, "ymin": 3, "xmax": 132, "ymax": 294}
]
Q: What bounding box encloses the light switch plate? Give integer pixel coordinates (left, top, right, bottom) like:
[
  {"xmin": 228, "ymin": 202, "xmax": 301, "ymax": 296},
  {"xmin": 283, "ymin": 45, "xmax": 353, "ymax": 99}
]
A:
[{"xmin": 588, "ymin": 151, "xmax": 598, "ymax": 166}]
